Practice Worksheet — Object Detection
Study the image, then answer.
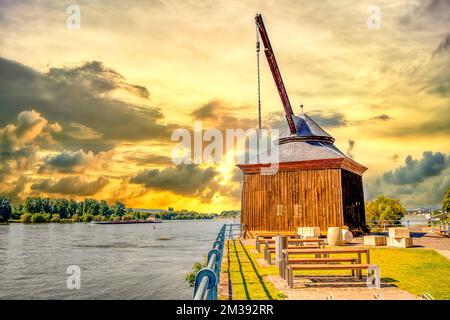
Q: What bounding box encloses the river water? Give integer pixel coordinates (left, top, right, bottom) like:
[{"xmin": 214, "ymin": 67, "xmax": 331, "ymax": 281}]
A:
[{"xmin": 0, "ymin": 219, "xmax": 233, "ymax": 299}]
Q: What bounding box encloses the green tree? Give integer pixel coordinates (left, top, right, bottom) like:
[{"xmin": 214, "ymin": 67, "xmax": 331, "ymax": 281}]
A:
[
  {"xmin": 442, "ymin": 187, "xmax": 450, "ymax": 215},
  {"xmin": 12, "ymin": 203, "xmax": 23, "ymax": 219},
  {"xmin": 0, "ymin": 195, "xmax": 12, "ymax": 222},
  {"xmin": 67, "ymin": 199, "xmax": 77, "ymax": 217},
  {"xmin": 366, "ymin": 195, "xmax": 406, "ymax": 222},
  {"xmin": 111, "ymin": 201, "xmax": 125, "ymax": 216},
  {"xmin": 99, "ymin": 200, "xmax": 111, "ymax": 217}
]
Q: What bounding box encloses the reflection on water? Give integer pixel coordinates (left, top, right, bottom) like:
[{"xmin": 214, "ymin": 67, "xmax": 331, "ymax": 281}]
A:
[{"xmin": 0, "ymin": 219, "xmax": 232, "ymax": 299}]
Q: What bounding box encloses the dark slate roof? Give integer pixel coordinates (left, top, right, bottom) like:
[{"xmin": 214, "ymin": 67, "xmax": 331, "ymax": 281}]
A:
[
  {"xmin": 279, "ymin": 114, "xmax": 335, "ymax": 142},
  {"xmin": 241, "ymin": 113, "xmax": 352, "ymax": 164}
]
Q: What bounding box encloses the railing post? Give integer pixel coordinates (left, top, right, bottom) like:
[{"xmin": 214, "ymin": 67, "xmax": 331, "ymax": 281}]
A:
[{"xmin": 193, "ymin": 223, "xmax": 229, "ymax": 300}]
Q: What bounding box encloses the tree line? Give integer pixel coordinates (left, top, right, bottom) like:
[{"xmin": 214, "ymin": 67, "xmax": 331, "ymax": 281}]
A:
[
  {"xmin": 0, "ymin": 195, "xmax": 240, "ymax": 223},
  {"xmin": 365, "ymin": 187, "xmax": 450, "ymax": 224}
]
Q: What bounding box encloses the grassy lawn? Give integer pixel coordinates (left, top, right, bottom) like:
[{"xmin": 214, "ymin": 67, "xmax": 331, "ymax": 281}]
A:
[
  {"xmin": 223, "ymin": 240, "xmax": 450, "ymax": 300},
  {"xmin": 221, "ymin": 240, "xmax": 286, "ymax": 300},
  {"xmin": 370, "ymin": 248, "xmax": 450, "ymax": 299}
]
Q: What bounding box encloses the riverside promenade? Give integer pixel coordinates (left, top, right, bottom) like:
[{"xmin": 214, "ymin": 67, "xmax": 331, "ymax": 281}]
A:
[{"xmin": 219, "ymin": 230, "xmax": 450, "ymax": 300}]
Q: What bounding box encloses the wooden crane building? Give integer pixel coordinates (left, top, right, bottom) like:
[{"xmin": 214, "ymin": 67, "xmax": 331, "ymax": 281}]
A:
[{"xmin": 237, "ymin": 14, "xmax": 368, "ymax": 237}]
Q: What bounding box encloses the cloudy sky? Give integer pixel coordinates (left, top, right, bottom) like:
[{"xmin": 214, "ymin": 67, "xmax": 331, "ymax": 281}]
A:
[{"xmin": 0, "ymin": 0, "xmax": 449, "ymax": 211}]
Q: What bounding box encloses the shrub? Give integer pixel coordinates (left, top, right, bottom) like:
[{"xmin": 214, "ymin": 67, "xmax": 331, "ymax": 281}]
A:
[
  {"xmin": 43, "ymin": 213, "xmax": 51, "ymax": 222},
  {"xmin": 82, "ymin": 214, "xmax": 93, "ymax": 223},
  {"xmin": 51, "ymin": 214, "xmax": 61, "ymax": 222},
  {"xmin": 122, "ymin": 214, "xmax": 134, "ymax": 221},
  {"xmin": 110, "ymin": 215, "xmax": 120, "ymax": 221},
  {"xmin": 71, "ymin": 214, "xmax": 80, "ymax": 222},
  {"xmin": 185, "ymin": 262, "xmax": 203, "ymax": 287},
  {"xmin": 20, "ymin": 213, "xmax": 31, "ymax": 223},
  {"xmin": 30, "ymin": 213, "xmax": 46, "ymax": 223}
]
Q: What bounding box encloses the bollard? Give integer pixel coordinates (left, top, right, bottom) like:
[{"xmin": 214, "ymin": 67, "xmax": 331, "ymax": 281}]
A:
[{"xmin": 274, "ymin": 236, "xmax": 288, "ymax": 277}]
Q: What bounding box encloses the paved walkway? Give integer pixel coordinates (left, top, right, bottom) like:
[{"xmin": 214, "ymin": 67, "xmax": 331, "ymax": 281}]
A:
[
  {"xmin": 249, "ymin": 247, "xmax": 419, "ymax": 300},
  {"xmin": 351, "ymin": 229, "xmax": 450, "ymax": 260},
  {"xmin": 266, "ymin": 274, "xmax": 419, "ymax": 300},
  {"xmin": 240, "ymin": 232, "xmax": 450, "ymax": 300}
]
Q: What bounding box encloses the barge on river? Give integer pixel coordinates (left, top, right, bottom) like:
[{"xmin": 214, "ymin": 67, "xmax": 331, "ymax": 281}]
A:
[{"xmin": 90, "ymin": 218, "xmax": 162, "ymax": 225}]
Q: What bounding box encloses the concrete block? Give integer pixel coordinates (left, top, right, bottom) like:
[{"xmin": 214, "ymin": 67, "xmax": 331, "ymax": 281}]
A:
[
  {"xmin": 298, "ymin": 227, "xmax": 320, "ymax": 239},
  {"xmin": 388, "ymin": 227, "xmax": 410, "ymax": 238},
  {"xmin": 364, "ymin": 235, "xmax": 387, "ymax": 246},
  {"xmin": 387, "ymin": 237, "xmax": 413, "ymax": 248}
]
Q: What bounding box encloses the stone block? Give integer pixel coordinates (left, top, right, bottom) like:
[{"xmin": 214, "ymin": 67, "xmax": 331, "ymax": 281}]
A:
[
  {"xmin": 388, "ymin": 227, "xmax": 410, "ymax": 238},
  {"xmin": 364, "ymin": 235, "xmax": 387, "ymax": 246},
  {"xmin": 387, "ymin": 237, "xmax": 413, "ymax": 248}
]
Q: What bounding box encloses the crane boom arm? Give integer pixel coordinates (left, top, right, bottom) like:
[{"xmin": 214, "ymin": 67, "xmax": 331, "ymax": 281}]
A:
[{"xmin": 255, "ymin": 13, "xmax": 297, "ymax": 134}]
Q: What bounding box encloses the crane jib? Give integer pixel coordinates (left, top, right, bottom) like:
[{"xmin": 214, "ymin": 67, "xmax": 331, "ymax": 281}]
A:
[{"xmin": 255, "ymin": 13, "xmax": 297, "ymax": 134}]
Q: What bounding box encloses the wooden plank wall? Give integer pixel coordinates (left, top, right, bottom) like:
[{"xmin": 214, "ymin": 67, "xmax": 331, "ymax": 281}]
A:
[
  {"xmin": 341, "ymin": 169, "xmax": 366, "ymax": 230},
  {"xmin": 241, "ymin": 168, "xmax": 344, "ymax": 236}
]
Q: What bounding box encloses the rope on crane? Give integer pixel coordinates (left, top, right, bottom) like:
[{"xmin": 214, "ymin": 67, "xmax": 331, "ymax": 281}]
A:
[{"xmin": 256, "ymin": 24, "xmax": 262, "ymax": 132}]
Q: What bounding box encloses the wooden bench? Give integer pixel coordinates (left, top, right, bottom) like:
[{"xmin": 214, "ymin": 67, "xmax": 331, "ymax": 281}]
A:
[
  {"xmin": 286, "ymin": 264, "xmax": 380, "ymax": 289},
  {"xmin": 264, "ymin": 239, "xmax": 325, "ymax": 264},
  {"xmin": 281, "ymin": 248, "xmax": 371, "ymax": 278},
  {"xmin": 255, "ymin": 234, "xmax": 300, "ymax": 252},
  {"xmin": 280, "ymin": 257, "xmax": 358, "ymax": 279}
]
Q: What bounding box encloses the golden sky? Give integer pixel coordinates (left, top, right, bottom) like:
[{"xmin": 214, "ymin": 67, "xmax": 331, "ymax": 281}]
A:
[{"xmin": 0, "ymin": 0, "xmax": 449, "ymax": 210}]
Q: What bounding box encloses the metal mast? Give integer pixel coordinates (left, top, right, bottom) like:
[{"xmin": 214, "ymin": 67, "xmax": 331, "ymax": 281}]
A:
[{"xmin": 255, "ymin": 13, "xmax": 297, "ymax": 134}]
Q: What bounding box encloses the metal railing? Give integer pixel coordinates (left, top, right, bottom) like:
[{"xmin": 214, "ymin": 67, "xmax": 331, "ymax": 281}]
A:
[
  {"xmin": 368, "ymin": 219, "xmax": 449, "ymax": 232},
  {"xmin": 193, "ymin": 223, "xmax": 242, "ymax": 300},
  {"xmin": 367, "ymin": 219, "xmax": 430, "ymax": 229}
]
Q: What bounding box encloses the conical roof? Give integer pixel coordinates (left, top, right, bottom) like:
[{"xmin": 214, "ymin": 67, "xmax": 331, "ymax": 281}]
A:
[
  {"xmin": 278, "ymin": 114, "xmax": 335, "ymax": 143},
  {"xmin": 237, "ymin": 111, "xmax": 367, "ymax": 175},
  {"xmin": 273, "ymin": 113, "xmax": 345, "ymax": 162}
]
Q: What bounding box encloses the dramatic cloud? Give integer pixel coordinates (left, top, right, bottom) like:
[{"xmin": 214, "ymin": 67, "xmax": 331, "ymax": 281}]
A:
[
  {"xmin": 399, "ymin": 0, "xmax": 450, "ymax": 28},
  {"xmin": 47, "ymin": 61, "xmax": 150, "ymax": 99},
  {"xmin": 0, "ymin": 58, "xmax": 175, "ymax": 151},
  {"xmin": 31, "ymin": 176, "xmax": 109, "ymax": 196},
  {"xmin": 382, "ymin": 151, "xmax": 449, "ymax": 185},
  {"xmin": 39, "ymin": 149, "xmax": 112, "ymax": 174},
  {"xmin": 130, "ymin": 164, "xmax": 218, "ymax": 197},
  {"xmin": 367, "ymin": 151, "xmax": 450, "ymax": 207},
  {"xmin": 433, "ymin": 34, "xmax": 450, "ymax": 57},
  {"xmin": 307, "ymin": 110, "xmax": 347, "ymax": 128},
  {"xmin": 0, "ymin": 110, "xmax": 59, "ymax": 175},
  {"xmin": 190, "ymin": 100, "xmax": 219, "ymax": 120},
  {"xmin": 124, "ymin": 153, "xmax": 173, "ymax": 166}
]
